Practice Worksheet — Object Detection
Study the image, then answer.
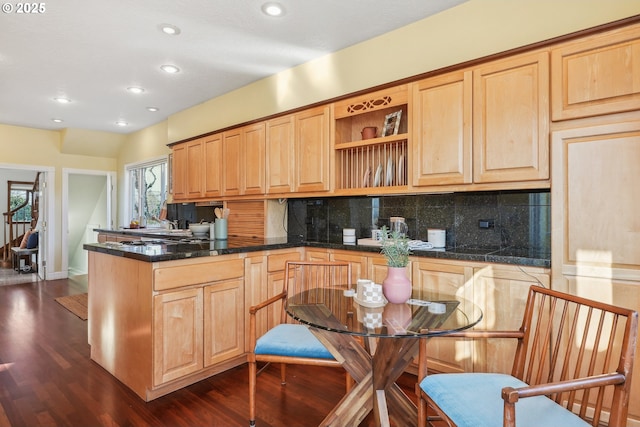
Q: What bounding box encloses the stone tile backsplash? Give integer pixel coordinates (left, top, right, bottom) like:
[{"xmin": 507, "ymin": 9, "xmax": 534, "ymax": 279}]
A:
[{"xmin": 287, "ymin": 190, "xmax": 550, "ymax": 253}]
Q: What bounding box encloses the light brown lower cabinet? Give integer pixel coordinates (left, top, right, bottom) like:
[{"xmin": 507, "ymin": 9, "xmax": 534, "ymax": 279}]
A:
[
  {"xmin": 88, "ymin": 252, "xmax": 247, "ymax": 402},
  {"xmin": 299, "ymin": 249, "xmax": 550, "ymax": 375},
  {"xmin": 153, "ymin": 258, "xmax": 246, "ymax": 388},
  {"xmin": 88, "ymin": 247, "xmax": 548, "ymax": 402},
  {"xmin": 153, "ymin": 287, "xmax": 204, "ymax": 385}
]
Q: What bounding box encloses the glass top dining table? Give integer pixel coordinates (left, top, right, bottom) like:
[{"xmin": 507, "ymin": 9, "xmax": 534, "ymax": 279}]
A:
[
  {"xmin": 285, "ymin": 287, "xmax": 483, "ymax": 427},
  {"xmin": 285, "ymin": 287, "xmax": 483, "ymax": 339}
]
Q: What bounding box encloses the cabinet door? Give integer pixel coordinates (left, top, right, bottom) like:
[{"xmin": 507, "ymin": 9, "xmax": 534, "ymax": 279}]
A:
[
  {"xmin": 473, "ymin": 50, "xmax": 549, "ymax": 183},
  {"xmin": 331, "ymin": 250, "xmax": 368, "ymax": 285},
  {"xmin": 266, "ymin": 249, "xmax": 303, "ymax": 328},
  {"xmin": 412, "ymin": 261, "xmax": 474, "ymax": 373},
  {"xmin": 305, "ymin": 249, "xmax": 329, "ymax": 262},
  {"xmin": 295, "ymin": 105, "xmax": 330, "ymax": 192},
  {"xmin": 186, "ymin": 139, "xmax": 204, "ymax": 198},
  {"xmin": 551, "ymin": 23, "xmax": 640, "ymax": 120},
  {"xmin": 222, "ymin": 129, "xmax": 242, "ymax": 196},
  {"xmin": 472, "ymin": 266, "xmax": 549, "ymax": 374},
  {"xmin": 266, "ymin": 115, "xmax": 295, "ymax": 194},
  {"xmin": 171, "ymin": 143, "xmax": 187, "ymax": 200},
  {"xmin": 244, "ymin": 255, "xmax": 268, "ymax": 351},
  {"xmin": 204, "ymin": 279, "xmax": 244, "ymax": 366},
  {"xmin": 551, "ymin": 119, "xmax": 640, "ymax": 281},
  {"xmin": 412, "ymin": 70, "xmax": 472, "ymax": 186},
  {"xmin": 266, "ymin": 270, "xmax": 286, "ymax": 328},
  {"xmin": 243, "ymin": 122, "xmax": 266, "ymax": 195},
  {"xmin": 203, "ymin": 133, "xmax": 222, "ymax": 198},
  {"xmin": 555, "ymin": 275, "xmax": 640, "ymax": 422},
  {"xmin": 153, "ymin": 288, "xmax": 203, "ymax": 385}
]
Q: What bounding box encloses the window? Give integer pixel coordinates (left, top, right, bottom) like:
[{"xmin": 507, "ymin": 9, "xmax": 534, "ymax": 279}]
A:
[
  {"xmin": 126, "ymin": 157, "xmax": 168, "ymax": 228},
  {"xmin": 10, "ymin": 184, "xmax": 33, "ymax": 223}
]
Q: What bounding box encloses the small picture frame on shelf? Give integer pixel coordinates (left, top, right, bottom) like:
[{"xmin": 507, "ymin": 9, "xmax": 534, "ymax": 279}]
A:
[{"xmin": 381, "ymin": 110, "xmax": 402, "ymax": 137}]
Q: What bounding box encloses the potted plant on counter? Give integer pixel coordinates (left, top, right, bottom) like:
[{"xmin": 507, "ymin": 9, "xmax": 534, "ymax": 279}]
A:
[{"xmin": 379, "ymin": 226, "xmax": 412, "ymax": 303}]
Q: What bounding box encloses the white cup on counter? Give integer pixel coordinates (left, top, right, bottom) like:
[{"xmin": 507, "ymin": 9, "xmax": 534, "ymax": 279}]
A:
[
  {"xmin": 343, "ymin": 228, "xmax": 356, "ymax": 245},
  {"xmin": 427, "ymin": 228, "xmax": 446, "ymax": 248}
]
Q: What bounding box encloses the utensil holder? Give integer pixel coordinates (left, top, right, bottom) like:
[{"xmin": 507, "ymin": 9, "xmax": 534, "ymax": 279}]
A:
[{"xmin": 214, "ymin": 219, "xmax": 228, "ymax": 240}]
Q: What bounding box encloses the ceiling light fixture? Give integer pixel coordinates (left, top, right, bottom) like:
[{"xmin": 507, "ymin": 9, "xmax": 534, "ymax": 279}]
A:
[
  {"xmin": 54, "ymin": 97, "xmax": 71, "ymax": 104},
  {"xmin": 115, "ymin": 121, "xmax": 128, "ymax": 127},
  {"xmin": 261, "ymin": 2, "xmax": 285, "ymax": 17},
  {"xmin": 127, "ymin": 86, "xmax": 145, "ymax": 94},
  {"xmin": 160, "ymin": 64, "xmax": 180, "ymax": 74},
  {"xmin": 159, "ymin": 23, "xmax": 181, "ymax": 35},
  {"xmin": 51, "ymin": 118, "xmax": 64, "ymax": 123},
  {"xmin": 147, "ymin": 107, "xmax": 159, "ymax": 112}
]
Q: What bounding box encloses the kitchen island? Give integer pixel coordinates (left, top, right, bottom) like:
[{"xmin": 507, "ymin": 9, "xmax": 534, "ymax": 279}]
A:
[{"xmin": 84, "ymin": 229, "xmax": 549, "ymax": 401}]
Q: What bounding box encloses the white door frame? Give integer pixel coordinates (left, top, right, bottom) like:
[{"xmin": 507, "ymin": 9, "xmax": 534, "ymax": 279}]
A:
[
  {"xmin": 61, "ymin": 168, "xmax": 116, "ymax": 277},
  {"xmin": 0, "ymin": 163, "xmax": 54, "ymax": 280}
]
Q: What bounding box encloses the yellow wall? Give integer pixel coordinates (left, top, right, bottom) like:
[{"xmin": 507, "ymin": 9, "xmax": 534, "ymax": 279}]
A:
[
  {"xmin": 166, "ymin": 0, "xmax": 640, "ymax": 142},
  {"xmin": 0, "ymin": 124, "xmax": 116, "ymax": 275},
  {"xmin": 2, "ymin": 0, "xmax": 640, "ymax": 278}
]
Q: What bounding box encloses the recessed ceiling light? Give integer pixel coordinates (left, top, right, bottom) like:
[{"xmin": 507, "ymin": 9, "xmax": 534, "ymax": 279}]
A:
[
  {"xmin": 115, "ymin": 121, "xmax": 128, "ymax": 127},
  {"xmin": 160, "ymin": 64, "xmax": 180, "ymax": 74},
  {"xmin": 54, "ymin": 97, "xmax": 71, "ymax": 104},
  {"xmin": 147, "ymin": 107, "xmax": 159, "ymax": 112},
  {"xmin": 127, "ymin": 86, "xmax": 145, "ymax": 94},
  {"xmin": 159, "ymin": 23, "xmax": 181, "ymax": 35},
  {"xmin": 51, "ymin": 118, "xmax": 64, "ymax": 123},
  {"xmin": 261, "ymin": 2, "xmax": 285, "ymax": 17}
]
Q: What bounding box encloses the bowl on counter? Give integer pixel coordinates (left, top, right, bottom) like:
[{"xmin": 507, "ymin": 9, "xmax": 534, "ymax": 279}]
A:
[{"xmin": 189, "ymin": 223, "xmax": 210, "ymax": 236}]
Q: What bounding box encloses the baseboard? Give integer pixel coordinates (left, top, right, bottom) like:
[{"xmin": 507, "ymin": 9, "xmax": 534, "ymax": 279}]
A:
[{"xmin": 45, "ymin": 270, "xmax": 68, "ymax": 281}]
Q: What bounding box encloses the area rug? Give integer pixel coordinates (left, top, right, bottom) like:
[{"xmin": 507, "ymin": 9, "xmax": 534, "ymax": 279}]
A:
[{"xmin": 55, "ymin": 293, "xmax": 88, "ymax": 320}]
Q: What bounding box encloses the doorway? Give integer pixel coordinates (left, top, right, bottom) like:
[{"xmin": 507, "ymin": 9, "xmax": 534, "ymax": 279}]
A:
[
  {"xmin": 0, "ymin": 164, "xmax": 53, "ymax": 282},
  {"xmin": 62, "ymin": 169, "xmax": 115, "ymax": 277}
]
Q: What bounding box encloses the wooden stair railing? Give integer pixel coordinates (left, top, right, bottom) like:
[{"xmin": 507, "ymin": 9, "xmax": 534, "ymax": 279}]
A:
[{"xmin": 1, "ymin": 172, "xmax": 40, "ymax": 268}]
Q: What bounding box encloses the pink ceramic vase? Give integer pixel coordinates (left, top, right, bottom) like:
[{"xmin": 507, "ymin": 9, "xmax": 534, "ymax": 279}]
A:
[{"xmin": 382, "ymin": 266, "xmax": 412, "ymax": 304}]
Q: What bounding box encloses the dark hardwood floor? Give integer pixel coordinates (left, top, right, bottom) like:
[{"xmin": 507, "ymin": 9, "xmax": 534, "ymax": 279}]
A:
[{"xmin": 0, "ymin": 276, "xmax": 422, "ymax": 427}]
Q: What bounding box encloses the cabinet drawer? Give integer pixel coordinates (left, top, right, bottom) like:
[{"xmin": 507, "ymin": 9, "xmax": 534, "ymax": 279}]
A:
[{"xmin": 154, "ymin": 258, "xmax": 244, "ymax": 291}]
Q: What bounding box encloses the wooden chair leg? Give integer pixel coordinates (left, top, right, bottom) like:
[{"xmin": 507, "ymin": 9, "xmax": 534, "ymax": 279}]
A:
[
  {"xmin": 280, "ymin": 363, "xmax": 287, "ymax": 385},
  {"xmin": 249, "ymin": 359, "xmax": 257, "ymax": 426}
]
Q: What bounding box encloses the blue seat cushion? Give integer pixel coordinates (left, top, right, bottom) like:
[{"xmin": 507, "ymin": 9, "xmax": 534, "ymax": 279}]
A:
[
  {"xmin": 255, "ymin": 324, "xmax": 334, "ymax": 359},
  {"xmin": 26, "ymin": 231, "xmax": 38, "ymax": 249},
  {"xmin": 420, "ymin": 373, "xmax": 590, "ymax": 427}
]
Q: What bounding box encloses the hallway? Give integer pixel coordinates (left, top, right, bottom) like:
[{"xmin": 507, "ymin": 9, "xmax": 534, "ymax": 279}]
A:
[{"xmin": 0, "ymin": 267, "xmax": 38, "ymax": 287}]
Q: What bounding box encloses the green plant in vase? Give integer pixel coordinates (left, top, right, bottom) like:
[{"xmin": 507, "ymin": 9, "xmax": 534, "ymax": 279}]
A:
[
  {"xmin": 379, "ymin": 225, "xmax": 411, "ymax": 267},
  {"xmin": 379, "ymin": 226, "xmax": 412, "ymax": 303}
]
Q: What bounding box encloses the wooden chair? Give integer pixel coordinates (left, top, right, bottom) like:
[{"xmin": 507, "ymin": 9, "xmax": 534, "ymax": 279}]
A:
[
  {"xmin": 248, "ymin": 260, "xmax": 352, "ymax": 427},
  {"xmin": 418, "ymin": 285, "xmax": 638, "ymax": 427}
]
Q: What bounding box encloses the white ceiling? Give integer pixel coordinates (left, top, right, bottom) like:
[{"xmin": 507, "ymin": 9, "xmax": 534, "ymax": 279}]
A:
[{"xmin": 0, "ymin": 0, "xmax": 466, "ymax": 134}]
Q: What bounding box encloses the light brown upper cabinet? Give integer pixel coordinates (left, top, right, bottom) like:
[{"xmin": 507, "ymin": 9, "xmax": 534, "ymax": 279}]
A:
[
  {"xmin": 172, "ymin": 135, "xmax": 221, "ymax": 201},
  {"xmin": 202, "ymin": 133, "xmax": 223, "ymax": 198},
  {"xmin": 333, "ymin": 85, "xmax": 409, "ymax": 194},
  {"xmin": 266, "ymin": 114, "xmax": 295, "ymax": 194},
  {"xmin": 411, "ymin": 71, "xmax": 472, "ymax": 186},
  {"xmin": 473, "ymin": 50, "xmax": 550, "ymax": 184},
  {"xmin": 222, "ymin": 128, "xmax": 242, "ymax": 196},
  {"xmin": 295, "ymin": 105, "xmax": 331, "ymax": 193},
  {"xmin": 551, "ymin": 23, "xmax": 640, "ymax": 121},
  {"xmin": 551, "ymin": 118, "xmax": 640, "ymax": 280},
  {"xmin": 243, "ymin": 123, "xmax": 266, "ymax": 195},
  {"xmin": 171, "ymin": 142, "xmax": 187, "ymax": 200},
  {"xmin": 222, "ymin": 123, "xmax": 266, "ymax": 196}
]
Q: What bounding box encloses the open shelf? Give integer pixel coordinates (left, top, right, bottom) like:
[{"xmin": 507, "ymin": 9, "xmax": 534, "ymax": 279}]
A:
[{"xmin": 336, "ymin": 139, "xmax": 407, "ymax": 190}]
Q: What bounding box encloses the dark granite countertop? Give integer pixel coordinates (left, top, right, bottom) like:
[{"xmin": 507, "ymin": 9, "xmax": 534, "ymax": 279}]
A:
[{"xmin": 86, "ymin": 228, "xmax": 549, "ymax": 267}]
